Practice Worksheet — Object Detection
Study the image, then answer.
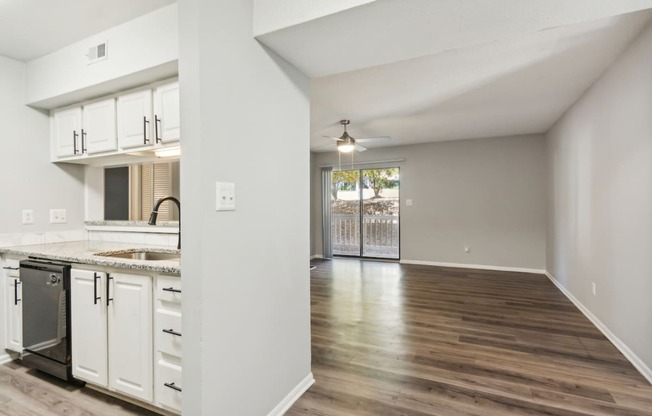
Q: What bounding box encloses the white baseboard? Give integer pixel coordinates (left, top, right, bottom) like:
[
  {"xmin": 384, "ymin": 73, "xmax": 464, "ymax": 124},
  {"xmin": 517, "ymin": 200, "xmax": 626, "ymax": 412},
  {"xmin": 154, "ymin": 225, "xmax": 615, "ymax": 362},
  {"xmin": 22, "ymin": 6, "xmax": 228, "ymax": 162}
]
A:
[
  {"xmin": 545, "ymin": 271, "xmax": 652, "ymax": 385},
  {"xmin": 0, "ymin": 354, "xmax": 12, "ymax": 365},
  {"xmin": 310, "ymin": 255, "xmax": 323, "ymax": 260},
  {"xmin": 399, "ymin": 259, "xmax": 545, "ymax": 275},
  {"xmin": 267, "ymin": 372, "xmax": 314, "ymax": 416}
]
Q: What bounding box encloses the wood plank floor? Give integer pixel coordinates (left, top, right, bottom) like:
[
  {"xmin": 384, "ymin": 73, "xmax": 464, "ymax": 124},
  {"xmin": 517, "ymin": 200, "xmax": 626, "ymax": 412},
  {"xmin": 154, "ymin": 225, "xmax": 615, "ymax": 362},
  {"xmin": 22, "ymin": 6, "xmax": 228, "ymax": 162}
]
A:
[
  {"xmin": 0, "ymin": 360, "xmax": 157, "ymax": 416},
  {"xmin": 288, "ymin": 259, "xmax": 652, "ymax": 416}
]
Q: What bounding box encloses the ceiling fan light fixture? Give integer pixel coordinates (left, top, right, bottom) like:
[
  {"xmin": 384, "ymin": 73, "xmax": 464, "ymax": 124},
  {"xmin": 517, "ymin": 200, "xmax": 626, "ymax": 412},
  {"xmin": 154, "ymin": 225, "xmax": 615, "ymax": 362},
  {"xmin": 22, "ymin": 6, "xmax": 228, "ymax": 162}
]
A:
[{"xmin": 337, "ymin": 143, "xmax": 355, "ymax": 153}]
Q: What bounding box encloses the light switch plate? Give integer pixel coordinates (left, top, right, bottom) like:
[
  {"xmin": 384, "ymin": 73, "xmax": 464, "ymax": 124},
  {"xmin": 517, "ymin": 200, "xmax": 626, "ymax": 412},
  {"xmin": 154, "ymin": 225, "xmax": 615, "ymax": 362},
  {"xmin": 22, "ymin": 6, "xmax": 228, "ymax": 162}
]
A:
[
  {"xmin": 216, "ymin": 182, "xmax": 235, "ymax": 211},
  {"xmin": 50, "ymin": 209, "xmax": 67, "ymax": 224}
]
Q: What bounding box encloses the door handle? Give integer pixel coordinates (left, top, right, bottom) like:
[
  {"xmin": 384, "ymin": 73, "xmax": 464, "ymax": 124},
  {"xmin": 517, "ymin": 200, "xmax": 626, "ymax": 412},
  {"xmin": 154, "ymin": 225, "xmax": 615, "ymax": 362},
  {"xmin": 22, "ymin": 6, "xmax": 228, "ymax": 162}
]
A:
[
  {"xmin": 73, "ymin": 130, "xmax": 79, "ymax": 154},
  {"xmin": 93, "ymin": 273, "xmax": 101, "ymax": 304},
  {"xmin": 143, "ymin": 116, "xmax": 150, "ymax": 144},
  {"xmin": 164, "ymin": 382, "xmax": 182, "ymax": 392},
  {"xmin": 162, "ymin": 287, "xmax": 181, "ymax": 294},
  {"xmin": 162, "ymin": 328, "xmax": 182, "ymax": 337},
  {"xmin": 107, "ymin": 274, "xmax": 114, "ymax": 305},
  {"xmin": 14, "ymin": 279, "xmax": 21, "ymax": 305},
  {"xmin": 155, "ymin": 115, "xmax": 162, "ymax": 143},
  {"xmin": 81, "ymin": 129, "xmax": 87, "ymax": 153}
]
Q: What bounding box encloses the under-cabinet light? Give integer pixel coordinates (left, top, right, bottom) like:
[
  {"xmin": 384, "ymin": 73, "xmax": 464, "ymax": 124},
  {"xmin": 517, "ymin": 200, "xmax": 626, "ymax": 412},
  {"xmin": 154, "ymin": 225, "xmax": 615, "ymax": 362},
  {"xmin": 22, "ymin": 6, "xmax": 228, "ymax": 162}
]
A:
[{"xmin": 155, "ymin": 146, "xmax": 181, "ymax": 157}]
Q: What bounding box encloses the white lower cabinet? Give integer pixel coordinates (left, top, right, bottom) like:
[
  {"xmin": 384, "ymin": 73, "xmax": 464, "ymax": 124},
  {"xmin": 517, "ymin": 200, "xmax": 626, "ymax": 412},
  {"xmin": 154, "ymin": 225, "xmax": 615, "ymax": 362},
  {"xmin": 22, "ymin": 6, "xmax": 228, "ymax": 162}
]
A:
[
  {"xmin": 3, "ymin": 258, "xmax": 22, "ymax": 353},
  {"xmin": 154, "ymin": 275, "xmax": 182, "ymax": 413},
  {"xmin": 71, "ymin": 269, "xmax": 153, "ymax": 403}
]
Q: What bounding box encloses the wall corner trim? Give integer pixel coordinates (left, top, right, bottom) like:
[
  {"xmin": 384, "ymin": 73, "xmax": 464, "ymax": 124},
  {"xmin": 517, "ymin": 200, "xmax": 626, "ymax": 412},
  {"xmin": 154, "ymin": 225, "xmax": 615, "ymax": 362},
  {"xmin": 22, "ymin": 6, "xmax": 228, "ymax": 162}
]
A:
[
  {"xmin": 399, "ymin": 259, "xmax": 545, "ymax": 275},
  {"xmin": 545, "ymin": 271, "xmax": 652, "ymax": 385},
  {"xmin": 266, "ymin": 372, "xmax": 315, "ymax": 416}
]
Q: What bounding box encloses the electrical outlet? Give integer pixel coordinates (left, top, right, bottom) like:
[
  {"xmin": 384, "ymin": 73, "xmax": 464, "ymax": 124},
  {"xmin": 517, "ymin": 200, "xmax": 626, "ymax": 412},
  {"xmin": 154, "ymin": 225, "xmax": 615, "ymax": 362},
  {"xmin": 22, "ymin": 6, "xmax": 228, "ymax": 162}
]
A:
[
  {"xmin": 50, "ymin": 209, "xmax": 67, "ymax": 224},
  {"xmin": 22, "ymin": 209, "xmax": 34, "ymax": 225},
  {"xmin": 216, "ymin": 182, "xmax": 235, "ymax": 211},
  {"xmin": 464, "ymin": 245, "xmax": 471, "ymax": 253},
  {"xmin": 592, "ymin": 282, "xmax": 596, "ymax": 296}
]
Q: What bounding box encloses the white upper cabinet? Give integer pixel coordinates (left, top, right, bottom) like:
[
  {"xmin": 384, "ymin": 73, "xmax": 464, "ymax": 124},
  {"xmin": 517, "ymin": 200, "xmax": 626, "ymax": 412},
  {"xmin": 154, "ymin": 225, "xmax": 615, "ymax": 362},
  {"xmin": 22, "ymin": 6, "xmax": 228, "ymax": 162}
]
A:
[
  {"xmin": 118, "ymin": 90, "xmax": 153, "ymax": 149},
  {"xmin": 154, "ymin": 82, "xmax": 180, "ymax": 144},
  {"xmin": 50, "ymin": 78, "xmax": 179, "ymax": 164},
  {"xmin": 53, "ymin": 107, "xmax": 83, "ymax": 157},
  {"xmin": 83, "ymin": 98, "xmax": 117, "ymax": 154}
]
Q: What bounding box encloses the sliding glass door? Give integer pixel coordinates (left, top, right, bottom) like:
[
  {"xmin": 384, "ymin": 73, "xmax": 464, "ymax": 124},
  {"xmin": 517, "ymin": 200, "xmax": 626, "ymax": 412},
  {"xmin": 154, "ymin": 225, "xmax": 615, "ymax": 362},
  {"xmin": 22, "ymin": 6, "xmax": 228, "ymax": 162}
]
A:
[{"xmin": 330, "ymin": 168, "xmax": 399, "ymax": 259}]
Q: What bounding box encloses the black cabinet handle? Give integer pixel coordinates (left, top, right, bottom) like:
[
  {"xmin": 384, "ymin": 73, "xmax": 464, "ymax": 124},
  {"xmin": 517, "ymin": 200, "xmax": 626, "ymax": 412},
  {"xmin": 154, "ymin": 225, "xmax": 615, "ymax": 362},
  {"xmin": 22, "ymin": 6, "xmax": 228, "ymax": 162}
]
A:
[
  {"xmin": 93, "ymin": 273, "xmax": 101, "ymax": 304},
  {"xmin": 14, "ymin": 279, "xmax": 21, "ymax": 305},
  {"xmin": 155, "ymin": 115, "xmax": 162, "ymax": 143},
  {"xmin": 73, "ymin": 131, "xmax": 79, "ymax": 154},
  {"xmin": 2, "ymin": 266, "xmax": 18, "ymax": 270},
  {"xmin": 162, "ymin": 328, "xmax": 182, "ymax": 337},
  {"xmin": 107, "ymin": 274, "xmax": 114, "ymax": 305},
  {"xmin": 164, "ymin": 382, "xmax": 182, "ymax": 392},
  {"xmin": 162, "ymin": 287, "xmax": 181, "ymax": 294},
  {"xmin": 81, "ymin": 129, "xmax": 87, "ymax": 153},
  {"xmin": 143, "ymin": 116, "xmax": 150, "ymax": 144}
]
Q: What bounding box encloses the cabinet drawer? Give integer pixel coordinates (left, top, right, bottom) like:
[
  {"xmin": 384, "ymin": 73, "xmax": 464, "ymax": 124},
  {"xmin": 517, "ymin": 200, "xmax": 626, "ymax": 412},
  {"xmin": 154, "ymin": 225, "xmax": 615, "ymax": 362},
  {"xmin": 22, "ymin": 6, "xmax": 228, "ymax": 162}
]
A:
[
  {"xmin": 5, "ymin": 259, "xmax": 20, "ymax": 277},
  {"xmin": 156, "ymin": 310, "xmax": 182, "ymax": 358},
  {"xmin": 156, "ymin": 276, "xmax": 181, "ymax": 304},
  {"xmin": 156, "ymin": 360, "xmax": 182, "ymax": 413}
]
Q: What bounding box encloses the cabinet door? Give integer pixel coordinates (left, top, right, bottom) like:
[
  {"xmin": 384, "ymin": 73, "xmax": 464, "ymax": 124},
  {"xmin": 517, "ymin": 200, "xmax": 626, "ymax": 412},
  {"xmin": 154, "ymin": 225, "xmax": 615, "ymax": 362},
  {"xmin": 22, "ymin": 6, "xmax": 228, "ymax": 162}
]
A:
[
  {"xmin": 153, "ymin": 82, "xmax": 180, "ymax": 143},
  {"xmin": 70, "ymin": 269, "xmax": 108, "ymax": 387},
  {"xmin": 5, "ymin": 276, "xmax": 22, "ymax": 353},
  {"xmin": 53, "ymin": 107, "xmax": 82, "ymax": 157},
  {"xmin": 108, "ymin": 273, "xmax": 153, "ymax": 402},
  {"xmin": 117, "ymin": 90, "xmax": 153, "ymax": 149},
  {"xmin": 83, "ymin": 98, "xmax": 117, "ymax": 154}
]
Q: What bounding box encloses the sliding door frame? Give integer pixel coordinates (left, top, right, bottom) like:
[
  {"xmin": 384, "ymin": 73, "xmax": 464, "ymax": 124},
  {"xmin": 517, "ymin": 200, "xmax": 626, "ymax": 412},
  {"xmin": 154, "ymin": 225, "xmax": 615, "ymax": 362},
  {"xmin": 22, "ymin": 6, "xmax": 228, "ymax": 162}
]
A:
[{"xmin": 331, "ymin": 167, "xmax": 400, "ymax": 261}]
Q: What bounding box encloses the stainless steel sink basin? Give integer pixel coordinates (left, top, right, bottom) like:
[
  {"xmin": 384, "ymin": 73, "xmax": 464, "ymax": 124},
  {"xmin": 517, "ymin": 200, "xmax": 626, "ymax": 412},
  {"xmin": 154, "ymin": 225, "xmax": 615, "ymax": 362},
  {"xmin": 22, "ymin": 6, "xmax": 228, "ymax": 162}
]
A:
[{"xmin": 95, "ymin": 250, "xmax": 180, "ymax": 261}]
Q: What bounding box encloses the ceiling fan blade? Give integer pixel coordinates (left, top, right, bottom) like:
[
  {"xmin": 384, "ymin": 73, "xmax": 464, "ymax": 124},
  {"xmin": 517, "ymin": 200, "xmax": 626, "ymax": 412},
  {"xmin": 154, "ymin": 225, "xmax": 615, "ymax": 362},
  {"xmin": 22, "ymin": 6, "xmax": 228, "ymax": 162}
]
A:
[
  {"xmin": 356, "ymin": 136, "xmax": 391, "ymax": 143},
  {"xmin": 312, "ymin": 143, "xmax": 337, "ymax": 150},
  {"xmin": 355, "ymin": 144, "xmax": 367, "ymax": 152},
  {"xmin": 322, "ymin": 135, "xmax": 343, "ymax": 141}
]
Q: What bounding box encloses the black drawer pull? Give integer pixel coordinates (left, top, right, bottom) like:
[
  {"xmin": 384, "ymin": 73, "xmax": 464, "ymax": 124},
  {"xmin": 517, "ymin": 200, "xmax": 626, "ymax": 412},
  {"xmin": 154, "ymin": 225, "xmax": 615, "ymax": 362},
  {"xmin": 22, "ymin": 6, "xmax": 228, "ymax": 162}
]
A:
[
  {"xmin": 164, "ymin": 382, "xmax": 182, "ymax": 392},
  {"xmin": 162, "ymin": 287, "xmax": 181, "ymax": 294},
  {"xmin": 162, "ymin": 329, "xmax": 182, "ymax": 337},
  {"xmin": 14, "ymin": 279, "xmax": 21, "ymax": 305},
  {"xmin": 93, "ymin": 273, "xmax": 101, "ymax": 305},
  {"xmin": 2, "ymin": 266, "xmax": 19, "ymax": 270}
]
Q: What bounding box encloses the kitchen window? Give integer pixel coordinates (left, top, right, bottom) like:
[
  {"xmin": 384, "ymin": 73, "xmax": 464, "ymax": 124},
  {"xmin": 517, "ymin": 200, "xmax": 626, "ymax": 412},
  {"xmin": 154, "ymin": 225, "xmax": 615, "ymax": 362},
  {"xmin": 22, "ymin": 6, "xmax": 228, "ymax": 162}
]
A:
[{"xmin": 104, "ymin": 161, "xmax": 180, "ymax": 221}]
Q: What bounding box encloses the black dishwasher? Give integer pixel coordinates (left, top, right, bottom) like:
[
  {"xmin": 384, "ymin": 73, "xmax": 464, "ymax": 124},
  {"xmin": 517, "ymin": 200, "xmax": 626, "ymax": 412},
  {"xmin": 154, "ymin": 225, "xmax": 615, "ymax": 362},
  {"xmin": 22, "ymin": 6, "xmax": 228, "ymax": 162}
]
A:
[{"xmin": 19, "ymin": 260, "xmax": 73, "ymax": 381}]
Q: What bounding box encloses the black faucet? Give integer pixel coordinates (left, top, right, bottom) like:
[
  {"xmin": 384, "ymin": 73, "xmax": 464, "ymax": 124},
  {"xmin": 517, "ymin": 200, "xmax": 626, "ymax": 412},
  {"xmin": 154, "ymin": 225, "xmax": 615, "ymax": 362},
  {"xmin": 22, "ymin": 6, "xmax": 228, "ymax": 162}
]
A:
[{"xmin": 148, "ymin": 196, "xmax": 181, "ymax": 249}]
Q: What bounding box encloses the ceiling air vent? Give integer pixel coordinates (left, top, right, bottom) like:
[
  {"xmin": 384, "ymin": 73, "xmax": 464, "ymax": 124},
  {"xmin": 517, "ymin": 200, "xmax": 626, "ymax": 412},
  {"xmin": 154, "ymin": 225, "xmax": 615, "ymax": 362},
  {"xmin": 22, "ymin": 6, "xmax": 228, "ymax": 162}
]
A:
[{"xmin": 86, "ymin": 41, "xmax": 108, "ymax": 65}]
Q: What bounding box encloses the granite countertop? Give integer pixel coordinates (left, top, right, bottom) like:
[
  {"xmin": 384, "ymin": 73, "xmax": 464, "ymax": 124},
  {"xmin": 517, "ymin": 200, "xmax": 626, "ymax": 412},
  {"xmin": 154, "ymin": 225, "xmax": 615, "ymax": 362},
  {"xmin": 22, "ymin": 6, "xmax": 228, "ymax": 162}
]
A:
[
  {"xmin": 0, "ymin": 241, "xmax": 180, "ymax": 274},
  {"xmin": 85, "ymin": 220, "xmax": 179, "ymax": 227}
]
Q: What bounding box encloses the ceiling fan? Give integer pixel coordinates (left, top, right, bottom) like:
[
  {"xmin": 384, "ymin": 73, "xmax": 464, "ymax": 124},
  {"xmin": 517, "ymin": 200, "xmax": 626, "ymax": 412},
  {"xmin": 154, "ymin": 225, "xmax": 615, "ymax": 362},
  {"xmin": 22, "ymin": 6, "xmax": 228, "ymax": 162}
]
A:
[{"xmin": 321, "ymin": 120, "xmax": 390, "ymax": 153}]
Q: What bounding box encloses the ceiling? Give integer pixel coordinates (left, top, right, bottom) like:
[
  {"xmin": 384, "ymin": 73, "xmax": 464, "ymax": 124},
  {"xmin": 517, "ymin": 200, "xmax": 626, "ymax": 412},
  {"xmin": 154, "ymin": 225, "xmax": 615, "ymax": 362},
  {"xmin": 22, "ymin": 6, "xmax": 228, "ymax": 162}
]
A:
[
  {"xmin": 0, "ymin": 0, "xmax": 176, "ymax": 61},
  {"xmin": 255, "ymin": 0, "xmax": 652, "ymax": 152}
]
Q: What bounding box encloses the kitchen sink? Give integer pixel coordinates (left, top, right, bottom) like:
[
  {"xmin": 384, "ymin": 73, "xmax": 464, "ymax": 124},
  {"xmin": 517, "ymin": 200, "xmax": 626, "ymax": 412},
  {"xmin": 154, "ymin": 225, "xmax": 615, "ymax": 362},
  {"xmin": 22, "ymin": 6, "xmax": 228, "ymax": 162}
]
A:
[{"xmin": 95, "ymin": 250, "xmax": 180, "ymax": 261}]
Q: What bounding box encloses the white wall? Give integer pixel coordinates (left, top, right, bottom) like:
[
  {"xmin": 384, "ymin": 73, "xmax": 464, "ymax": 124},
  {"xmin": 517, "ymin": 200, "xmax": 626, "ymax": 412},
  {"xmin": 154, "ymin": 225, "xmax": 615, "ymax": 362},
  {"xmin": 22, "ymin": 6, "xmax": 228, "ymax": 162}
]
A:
[
  {"xmin": 546, "ymin": 21, "xmax": 652, "ymax": 380},
  {"xmin": 25, "ymin": 4, "xmax": 178, "ymax": 109},
  {"xmin": 0, "ymin": 54, "xmax": 85, "ymax": 361},
  {"xmin": 253, "ymin": 0, "xmax": 375, "ymax": 36},
  {"xmin": 0, "ymin": 55, "xmax": 85, "ymax": 247},
  {"xmin": 312, "ymin": 134, "xmax": 547, "ymax": 270},
  {"xmin": 179, "ymin": 0, "xmax": 312, "ymax": 415}
]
